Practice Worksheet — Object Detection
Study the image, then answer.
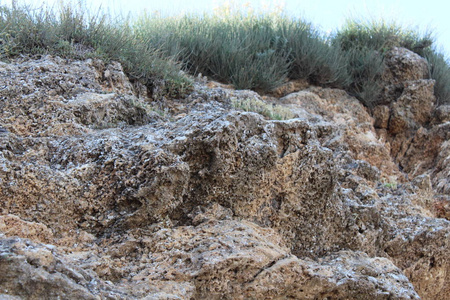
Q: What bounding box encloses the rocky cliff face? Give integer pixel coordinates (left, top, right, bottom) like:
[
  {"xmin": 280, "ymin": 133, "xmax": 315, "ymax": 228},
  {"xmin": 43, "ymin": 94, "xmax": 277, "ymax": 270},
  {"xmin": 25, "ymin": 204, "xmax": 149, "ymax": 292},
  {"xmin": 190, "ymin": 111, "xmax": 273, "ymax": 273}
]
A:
[{"xmin": 0, "ymin": 50, "xmax": 449, "ymax": 299}]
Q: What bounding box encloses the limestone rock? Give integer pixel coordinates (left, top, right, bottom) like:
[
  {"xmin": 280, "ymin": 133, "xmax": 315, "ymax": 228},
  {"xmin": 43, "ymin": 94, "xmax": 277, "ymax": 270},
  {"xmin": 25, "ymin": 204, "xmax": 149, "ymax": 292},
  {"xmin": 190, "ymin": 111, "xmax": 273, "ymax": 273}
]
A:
[
  {"xmin": 432, "ymin": 134, "xmax": 450, "ymax": 194},
  {"xmin": 268, "ymin": 78, "xmax": 309, "ymax": 98},
  {"xmin": 246, "ymin": 251, "xmax": 420, "ymax": 300},
  {"xmin": 0, "ymin": 55, "xmax": 153, "ymax": 137},
  {"xmin": 281, "ymin": 87, "xmax": 401, "ymax": 180},
  {"xmin": 384, "ymin": 218, "xmax": 450, "ymax": 300},
  {"xmin": 382, "ymin": 47, "xmax": 429, "ymax": 84},
  {"xmin": 434, "ymin": 196, "xmax": 450, "ymax": 220},
  {"xmin": 373, "ymin": 105, "xmax": 390, "ymax": 129},
  {"xmin": 373, "ymin": 47, "xmax": 448, "ymax": 203},
  {"xmin": 0, "ymin": 55, "xmax": 449, "ymax": 300},
  {"xmin": 388, "ymin": 80, "xmax": 435, "ymax": 135},
  {"xmin": 0, "ymin": 236, "xmax": 128, "ymax": 299},
  {"xmin": 0, "ymin": 215, "xmax": 54, "ymax": 244},
  {"xmin": 433, "ymin": 104, "xmax": 450, "ymax": 124}
]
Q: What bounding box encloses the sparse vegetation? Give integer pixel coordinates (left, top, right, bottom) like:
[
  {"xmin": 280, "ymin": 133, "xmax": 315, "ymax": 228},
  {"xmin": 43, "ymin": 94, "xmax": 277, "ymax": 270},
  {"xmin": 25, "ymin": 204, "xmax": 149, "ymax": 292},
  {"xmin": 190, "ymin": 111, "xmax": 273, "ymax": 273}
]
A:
[
  {"xmin": 231, "ymin": 97, "xmax": 294, "ymax": 120},
  {"xmin": 332, "ymin": 19, "xmax": 435, "ymax": 107},
  {"xmin": 424, "ymin": 49, "xmax": 450, "ymax": 105},
  {"xmin": 0, "ymin": 1, "xmax": 449, "ymax": 106},
  {"xmin": 341, "ymin": 47, "xmax": 385, "ymax": 107},
  {"xmin": 381, "ymin": 178, "xmax": 398, "ymax": 190},
  {"xmin": 0, "ymin": 1, "xmax": 191, "ymax": 98},
  {"xmin": 333, "ymin": 20, "xmax": 433, "ymax": 55}
]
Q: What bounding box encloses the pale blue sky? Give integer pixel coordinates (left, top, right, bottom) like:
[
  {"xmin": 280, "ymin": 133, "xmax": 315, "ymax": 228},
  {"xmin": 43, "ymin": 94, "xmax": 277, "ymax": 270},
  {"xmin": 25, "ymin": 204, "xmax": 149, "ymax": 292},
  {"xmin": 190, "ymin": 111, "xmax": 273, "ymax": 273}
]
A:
[{"xmin": 7, "ymin": 0, "xmax": 450, "ymax": 54}]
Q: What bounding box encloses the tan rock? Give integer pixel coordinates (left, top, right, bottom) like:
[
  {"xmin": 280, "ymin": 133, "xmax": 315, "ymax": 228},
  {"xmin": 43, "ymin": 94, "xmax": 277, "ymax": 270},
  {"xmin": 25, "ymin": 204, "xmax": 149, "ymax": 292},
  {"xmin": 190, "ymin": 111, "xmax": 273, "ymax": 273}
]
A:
[
  {"xmin": 433, "ymin": 104, "xmax": 450, "ymax": 124},
  {"xmin": 268, "ymin": 78, "xmax": 309, "ymax": 98},
  {"xmin": 434, "ymin": 196, "xmax": 450, "ymax": 220},
  {"xmin": 388, "ymin": 79, "xmax": 436, "ymax": 135},
  {"xmin": 0, "ymin": 215, "xmax": 54, "ymax": 244},
  {"xmin": 382, "ymin": 47, "xmax": 429, "ymax": 84},
  {"xmin": 374, "ymin": 47, "xmax": 448, "ymax": 201},
  {"xmin": 281, "ymin": 87, "xmax": 401, "ymax": 180},
  {"xmin": 1, "ymin": 55, "xmax": 449, "ymax": 300},
  {"xmin": 432, "ymin": 136, "xmax": 450, "ymax": 194},
  {"xmin": 373, "ymin": 105, "xmax": 390, "ymax": 129},
  {"xmin": 0, "ymin": 236, "xmax": 125, "ymax": 299},
  {"xmin": 385, "ymin": 218, "xmax": 450, "ymax": 300},
  {"xmin": 246, "ymin": 251, "xmax": 420, "ymax": 300}
]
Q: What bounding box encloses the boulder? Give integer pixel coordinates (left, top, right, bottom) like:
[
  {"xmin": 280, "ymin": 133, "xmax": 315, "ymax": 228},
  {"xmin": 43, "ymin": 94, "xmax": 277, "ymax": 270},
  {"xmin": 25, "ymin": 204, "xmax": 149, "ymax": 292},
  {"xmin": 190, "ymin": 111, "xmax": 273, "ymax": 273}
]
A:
[
  {"xmin": 382, "ymin": 47, "xmax": 429, "ymax": 84},
  {"xmin": 372, "ymin": 48, "xmax": 448, "ymax": 203}
]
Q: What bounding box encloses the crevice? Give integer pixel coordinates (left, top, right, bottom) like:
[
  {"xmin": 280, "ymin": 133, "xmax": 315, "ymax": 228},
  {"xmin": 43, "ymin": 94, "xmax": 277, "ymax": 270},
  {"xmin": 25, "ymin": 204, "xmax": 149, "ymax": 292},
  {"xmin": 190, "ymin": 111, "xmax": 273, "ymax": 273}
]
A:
[{"xmin": 248, "ymin": 254, "xmax": 290, "ymax": 283}]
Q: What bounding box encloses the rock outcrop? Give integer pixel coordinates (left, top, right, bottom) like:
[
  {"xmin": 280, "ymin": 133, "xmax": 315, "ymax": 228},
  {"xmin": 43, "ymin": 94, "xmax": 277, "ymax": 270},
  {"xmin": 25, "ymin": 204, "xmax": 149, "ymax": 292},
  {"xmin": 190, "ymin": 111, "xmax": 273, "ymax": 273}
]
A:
[
  {"xmin": 0, "ymin": 52, "xmax": 449, "ymax": 299},
  {"xmin": 373, "ymin": 48, "xmax": 449, "ymax": 193}
]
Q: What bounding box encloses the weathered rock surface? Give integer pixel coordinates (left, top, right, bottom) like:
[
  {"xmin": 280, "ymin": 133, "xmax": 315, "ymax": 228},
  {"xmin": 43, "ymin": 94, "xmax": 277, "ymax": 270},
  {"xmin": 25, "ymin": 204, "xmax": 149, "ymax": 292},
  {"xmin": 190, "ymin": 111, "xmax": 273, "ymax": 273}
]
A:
[
  {"xmin": 382, "ymin": 47, "xmax": 429, "ymax": 85},
  {"xmin": 372, "ymin": 47, "xmax": 449, "ymax": 196},
  {"xmin": 279, "ymin": 87, "xmax": 402, "ymax": 181},
  {"xmin": 0, "ymin": 53, "xmax": 449, "ymax": 299}
]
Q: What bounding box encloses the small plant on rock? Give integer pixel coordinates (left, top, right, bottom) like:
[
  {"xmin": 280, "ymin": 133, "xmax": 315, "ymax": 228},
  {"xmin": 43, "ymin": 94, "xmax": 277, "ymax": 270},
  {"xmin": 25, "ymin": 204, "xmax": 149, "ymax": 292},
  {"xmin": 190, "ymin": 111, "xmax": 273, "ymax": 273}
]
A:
[{"xmin": 231, "ymin": 97, "xmax": 294, "ymax": 120}]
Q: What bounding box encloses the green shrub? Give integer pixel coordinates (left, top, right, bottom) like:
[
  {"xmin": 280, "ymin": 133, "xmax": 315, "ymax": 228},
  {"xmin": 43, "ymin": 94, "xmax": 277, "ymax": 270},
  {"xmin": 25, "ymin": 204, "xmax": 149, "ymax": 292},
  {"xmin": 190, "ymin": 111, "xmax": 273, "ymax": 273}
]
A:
[
  {"xmin": 133, "ymin": 11, "xmax": 351, "ymax": 92},
  {"xmin": 332, "ymin": 19, "xmax": 437, "ymax": 107},
  {"xmin": 279, "ymin": 19, "xmax": 351, "ymax": 87},
  {"xmin": 333, "ymin": 19, "xmax": 433, "ymax": 56},
  {"xmin": 424, "ymin": 49, "xmax": 450, "ymax": 105},
  {"xmin": 0, "ymin": 2, "xmax": 191, "ymax": 98},
  {"xmin": 343, "ymin": 47, "xmax": 385, "ymax": 107},
  {"xmin": 0, "ymin": 3, "xmax": 56, "ymax": 56},
  {"xmin": 134, "ymin": 13, "xmax": 292, "ymax": 91},
  {"xmin": 1, "ymin": 2, "xmax": 449, "ymax": 107}
]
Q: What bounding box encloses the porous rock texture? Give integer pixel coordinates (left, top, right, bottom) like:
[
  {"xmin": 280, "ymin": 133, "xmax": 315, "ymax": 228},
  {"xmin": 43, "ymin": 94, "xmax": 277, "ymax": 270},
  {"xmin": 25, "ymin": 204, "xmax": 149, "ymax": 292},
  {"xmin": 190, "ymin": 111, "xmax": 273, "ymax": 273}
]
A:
[
  {"xmin": 0, "ymin": 51, "xmax": 449, "ymax": 299},
  {"xmin": 375, "ymin": 48, "xmax": 449, "ymax": 188}
]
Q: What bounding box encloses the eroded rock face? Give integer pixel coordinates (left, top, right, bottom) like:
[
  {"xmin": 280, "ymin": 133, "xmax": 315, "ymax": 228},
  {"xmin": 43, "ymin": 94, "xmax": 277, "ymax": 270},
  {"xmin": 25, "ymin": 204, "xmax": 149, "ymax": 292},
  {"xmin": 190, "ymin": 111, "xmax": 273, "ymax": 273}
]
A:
[
  {"xmin": 0, "ymin": 55, "xmax": 449, "ymax": 299},
  {"xmin": 365, "ymin": 49, "xmax": 450, "ymax": 300},
  {"xmin": 382, "ymin": 47, "xmax": 429, "ymax": 84},
  {"xmin": 280, "ymin": 87, "xmax": 401, "ymax": 180},
  {"xmin": 0, "ymin": 56, "xmax": 152, "ymax": 137},
  {"xmin": 371, "ymin": 47, "xmax": 449, "ymax": 204}
]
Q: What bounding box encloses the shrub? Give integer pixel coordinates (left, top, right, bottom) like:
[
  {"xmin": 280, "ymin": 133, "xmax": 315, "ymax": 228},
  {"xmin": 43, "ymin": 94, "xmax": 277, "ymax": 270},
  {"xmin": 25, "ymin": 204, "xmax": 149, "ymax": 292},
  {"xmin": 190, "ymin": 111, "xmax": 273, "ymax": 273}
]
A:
[
  {"xmin": 133, "ymin": 11, "xmax": 351, "ymax": 92},
  {"xmin": 0, "ymin": 2, "xmax": 192, "ymax": 98},
  {"xmin": 332, "ymin": 19, "xmax": 438, "ymax": 107},
  {"xmin": 134, "ymin": 13, "xmax": 293, "ymax": 91},
  {"xmin": 342, "ymin": 47, "xmax": 385, "ymax": 107},
  {"xmin": 333, "ymin": 19, "xmax": 433, "ymax": 56},
  {"xmin": 1, "ymin": 2, "xmax": 449, "ymax": 107},
  {"xmin": 279, "ymin": 19, "xmax": 351, "ymax": 87},
  {"xmin": 424, "ymin": 49, "xmax": 450, "ymax": 105}
]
